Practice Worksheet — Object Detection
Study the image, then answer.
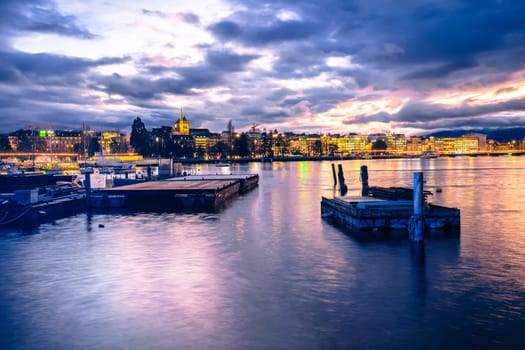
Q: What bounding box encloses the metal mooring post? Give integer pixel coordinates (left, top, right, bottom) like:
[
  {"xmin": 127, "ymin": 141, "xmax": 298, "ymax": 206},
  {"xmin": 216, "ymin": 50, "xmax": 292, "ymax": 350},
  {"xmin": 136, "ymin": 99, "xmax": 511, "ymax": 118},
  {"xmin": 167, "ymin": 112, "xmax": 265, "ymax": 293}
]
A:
[
  {"xmin": 409, "ymin": 172, "xmax": 424, "ymax": 241},
  {"xmin": 360, "ymin": 165, "xmax": 369, "ymax": 196}
]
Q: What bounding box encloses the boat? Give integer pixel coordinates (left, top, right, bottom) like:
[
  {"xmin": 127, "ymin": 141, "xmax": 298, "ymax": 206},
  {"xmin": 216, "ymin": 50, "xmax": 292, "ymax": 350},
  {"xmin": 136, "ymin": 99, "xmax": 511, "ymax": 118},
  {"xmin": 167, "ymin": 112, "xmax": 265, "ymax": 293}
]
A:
[
  {"xmin": 0, "ymin": 172, "xmax": 76, "ymax": 192},
  {"xmin": 214, "ymin": 162, "xmax": 230, "ymax": 167},
  {"xmin": 0, "ymin": 184, "xmax": 87, "ymax": 227},
  {"xmin": 420, "ymin": 150, "xmax": 439, "ymax": 159}
]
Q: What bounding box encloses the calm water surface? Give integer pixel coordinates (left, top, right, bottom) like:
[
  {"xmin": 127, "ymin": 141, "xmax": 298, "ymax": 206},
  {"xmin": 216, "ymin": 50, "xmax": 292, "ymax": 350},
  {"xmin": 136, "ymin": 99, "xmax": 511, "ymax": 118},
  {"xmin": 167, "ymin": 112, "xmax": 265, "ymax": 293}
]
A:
[{"xmin": 1, "ymin": 157, "xmax": 524, "ymax": 349}]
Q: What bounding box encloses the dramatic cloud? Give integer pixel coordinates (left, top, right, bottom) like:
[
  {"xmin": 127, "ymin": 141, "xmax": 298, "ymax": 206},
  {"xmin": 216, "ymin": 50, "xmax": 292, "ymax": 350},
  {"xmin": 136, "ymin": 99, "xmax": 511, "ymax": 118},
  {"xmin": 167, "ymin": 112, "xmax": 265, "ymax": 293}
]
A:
[
  {"xmin": 0, "ymin": 50, "xmax": 128, "ymax": 83},
  {"xmin": 0, "ymin": 0, "xmax": 96, "ymax": 39},
  {"xmin": 1, "ymin": 0, "xmax": 525, "ymax": 135},
  {"xmin": 346, "ymin": 97, "xmax": 525, "ymax": 131}
]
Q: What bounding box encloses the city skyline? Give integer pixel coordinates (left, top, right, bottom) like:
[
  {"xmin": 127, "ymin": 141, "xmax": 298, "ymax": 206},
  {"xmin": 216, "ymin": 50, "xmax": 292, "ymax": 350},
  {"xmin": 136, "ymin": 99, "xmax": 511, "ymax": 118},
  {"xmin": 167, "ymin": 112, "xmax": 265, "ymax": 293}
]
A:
[{"xmin": 1, "ymin": 1, "xmax": 525, "ymax": 135}]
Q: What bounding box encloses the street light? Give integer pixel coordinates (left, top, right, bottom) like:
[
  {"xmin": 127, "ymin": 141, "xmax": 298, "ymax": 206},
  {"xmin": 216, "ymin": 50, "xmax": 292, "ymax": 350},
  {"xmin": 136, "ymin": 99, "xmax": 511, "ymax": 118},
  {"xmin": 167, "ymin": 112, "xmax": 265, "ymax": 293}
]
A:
[{"xmin": 156, "ymin": 137, "xmax": 160, "ymax": 177}]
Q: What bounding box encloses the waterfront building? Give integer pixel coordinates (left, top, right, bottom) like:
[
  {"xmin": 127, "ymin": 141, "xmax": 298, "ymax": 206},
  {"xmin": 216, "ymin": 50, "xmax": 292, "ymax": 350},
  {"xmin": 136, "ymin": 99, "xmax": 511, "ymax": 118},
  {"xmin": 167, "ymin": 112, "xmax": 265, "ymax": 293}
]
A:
[
  {"xmin": 271, "ymin": 132, "xmax": 287, "ymax": 157},
  {"xmin": 289, "ymin": 134, "xmax": 322, "ymax": 156},
  {"xmin": 15, "ymin": 129, "xmax": 83, "ymax": 154},
  {"xmin": 172, "ymin": 107, "xmax": 190, "ymax": 135},
  {"xmin": 191, "ymin": 129, "xmax": 218, "ymax": 159},
  {"xmin": 406, "ymin": 136, "xmax": 424, "ymax": 155},
  {"xmin": 433, "ymin": 137, "xmax": 479, "ymax": 154},
  {"xmin": 100, "ymin": 132, "xmax": 127, "ymax": 155},
  {"xmin": 335, "ymin": 135, "xmax": 369, "ymax": 155},
  {"xmin": 463, "ymin": 133, "xmax": 487, "ymax": 151},
  {"xmin": 385, "ymin": 133, "xmax": 407, "ymax": 155},
  {"xmin": 53, "ymin": 131, "xmax": 82, "ymax": 153},
  {"xmin": 247, "ymin": 130, "xmax": 263, "ymax": 157}
]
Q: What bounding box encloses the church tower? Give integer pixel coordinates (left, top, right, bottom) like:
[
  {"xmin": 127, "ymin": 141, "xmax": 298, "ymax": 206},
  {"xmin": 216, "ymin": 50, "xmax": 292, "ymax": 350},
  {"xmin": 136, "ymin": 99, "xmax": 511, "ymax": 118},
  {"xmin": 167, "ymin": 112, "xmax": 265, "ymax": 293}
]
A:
[{"xmin": 173, "ymin": 107, "xmax": 190, "ymax": 135}]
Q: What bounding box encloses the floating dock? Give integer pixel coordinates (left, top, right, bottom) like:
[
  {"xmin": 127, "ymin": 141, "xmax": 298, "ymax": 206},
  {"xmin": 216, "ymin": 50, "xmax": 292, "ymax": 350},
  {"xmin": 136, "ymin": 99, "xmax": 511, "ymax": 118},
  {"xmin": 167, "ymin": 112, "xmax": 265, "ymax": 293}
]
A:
[
  {"xmin": 321, "ymin": 166, "xmax": 460, "ymax": 240},
  {"xmin": 321, "ymin": 196, "xmax": 460, "ymax": 239},
  {"xmin": 167, "ymin": 174, "xmax": 259, "ymax": 193},
  {"xmin": 95, "ymin": 174, "xmax": 258, "ymax": 210}
]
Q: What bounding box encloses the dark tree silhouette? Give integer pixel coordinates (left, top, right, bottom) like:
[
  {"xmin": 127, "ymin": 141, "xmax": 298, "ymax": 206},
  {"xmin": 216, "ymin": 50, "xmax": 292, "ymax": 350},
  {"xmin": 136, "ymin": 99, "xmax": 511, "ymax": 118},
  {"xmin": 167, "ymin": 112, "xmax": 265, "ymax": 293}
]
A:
[
  {"xmin": 0, "ymin": 135, "xmax": 12, "ymax": 151},
  {"xmin": 372, "ymin": 139, "xmax": 388, "ymax": 151},
  {"xmin": 88, "ymin": 138, "xmax": 101, "ymax": 157},
  {"xmin": 233, "ymin": 133, "xmax": 251, "ymax": 157},
  {"xmin": 130, "ymin": 117, "xmax": 151, "ymax": 156},
  {"xmin": 211, "ymin": 141, "xmax": 230, "ymax": 159},
  {"xmin": 73, "ymin": 143, "xmax": 84, "ymax": 155}
]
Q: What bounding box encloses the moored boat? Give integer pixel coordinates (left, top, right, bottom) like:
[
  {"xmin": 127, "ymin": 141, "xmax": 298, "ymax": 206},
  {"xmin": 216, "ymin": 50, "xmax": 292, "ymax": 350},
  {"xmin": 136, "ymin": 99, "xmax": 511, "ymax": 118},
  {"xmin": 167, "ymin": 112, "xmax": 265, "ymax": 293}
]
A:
[{"xmin": 0, "ymin": 184, "xmax": 87, "ymax": 227}]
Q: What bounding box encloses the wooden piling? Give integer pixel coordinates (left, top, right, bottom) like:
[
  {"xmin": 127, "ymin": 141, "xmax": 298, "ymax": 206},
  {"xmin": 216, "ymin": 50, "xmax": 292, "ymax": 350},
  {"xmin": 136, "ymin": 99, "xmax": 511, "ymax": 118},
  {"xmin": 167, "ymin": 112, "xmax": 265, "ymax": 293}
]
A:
[
  {"xmin": 337, "ymin": 164, "xmax": 347, "ymax": 195},
  {"xmin": 331, "ymin": 164, "xmax": 337, "ymax": 187},
  {"xmin": 84, "ymin": 171, "xmax": 91, "ymax": 196},
  {"xmin": 360, "ymin": 165, "xmax": 369, "ymax": 196},
  {"xmin": 409, "ymin": 172, "xmax": 424, "ymax": 241}
]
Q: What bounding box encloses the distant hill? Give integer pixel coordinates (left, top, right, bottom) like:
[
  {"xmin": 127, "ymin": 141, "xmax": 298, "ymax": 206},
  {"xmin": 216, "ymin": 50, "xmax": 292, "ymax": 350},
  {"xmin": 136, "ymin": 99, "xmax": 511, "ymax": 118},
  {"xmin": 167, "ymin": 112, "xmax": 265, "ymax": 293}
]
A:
[{"xmin": 426, "ymin": 127, "xmax": 525, "ymax": 142}]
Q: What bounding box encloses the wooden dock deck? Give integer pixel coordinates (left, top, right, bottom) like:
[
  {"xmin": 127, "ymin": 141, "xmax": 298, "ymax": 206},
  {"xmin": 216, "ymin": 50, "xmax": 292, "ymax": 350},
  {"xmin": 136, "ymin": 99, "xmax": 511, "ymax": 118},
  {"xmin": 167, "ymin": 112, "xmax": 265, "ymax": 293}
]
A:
[
  {"xmin": 321, "ymin": 195, "xmax": 460, "ymax": 239},
  {"xmin": 94, "ymin": 174, "xmax": 258, "ymax": 210},
  {"xmin": 167, "ymin": 174, "xmax": 259, "ymax": 193}
]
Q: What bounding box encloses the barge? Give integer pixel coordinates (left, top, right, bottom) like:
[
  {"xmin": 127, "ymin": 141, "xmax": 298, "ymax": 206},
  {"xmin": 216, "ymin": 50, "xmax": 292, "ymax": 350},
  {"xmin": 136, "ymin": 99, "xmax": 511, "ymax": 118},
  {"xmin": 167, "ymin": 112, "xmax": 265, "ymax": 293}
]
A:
[
  {"xmin": 0, "ymin": 184, "xmax": 87, "ymax": 227},
  {"xmin": 95, "ymin": 174, "xmax": 258, "ymax": 210}
]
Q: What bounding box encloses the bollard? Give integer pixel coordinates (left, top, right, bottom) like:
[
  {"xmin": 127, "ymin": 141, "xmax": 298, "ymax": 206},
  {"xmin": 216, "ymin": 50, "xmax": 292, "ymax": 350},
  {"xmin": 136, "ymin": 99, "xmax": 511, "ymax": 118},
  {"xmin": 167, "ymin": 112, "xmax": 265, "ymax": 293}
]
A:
[
  {"xmin": 331, "ymin": 164, "xmax": 338, "ymax": 187},
  {"xmin": 337, "ymin": 164, "xmax": 348, "ymax": 195},
  {"xmin": 409, "ymin": 172, "xmax": 424, "ymax": 241},
  {"xmin": 360, "ymin": 165, "xmax": 369, "ymax": 196}
]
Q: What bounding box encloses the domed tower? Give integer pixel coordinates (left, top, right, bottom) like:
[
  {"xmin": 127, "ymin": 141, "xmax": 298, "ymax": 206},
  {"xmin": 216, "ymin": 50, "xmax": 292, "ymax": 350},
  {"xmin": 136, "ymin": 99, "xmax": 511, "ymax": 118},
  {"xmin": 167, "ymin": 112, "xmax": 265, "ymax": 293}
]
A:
[{"xmin": 173, "ymin": 107, "xmax": 190, "ymax": 135}]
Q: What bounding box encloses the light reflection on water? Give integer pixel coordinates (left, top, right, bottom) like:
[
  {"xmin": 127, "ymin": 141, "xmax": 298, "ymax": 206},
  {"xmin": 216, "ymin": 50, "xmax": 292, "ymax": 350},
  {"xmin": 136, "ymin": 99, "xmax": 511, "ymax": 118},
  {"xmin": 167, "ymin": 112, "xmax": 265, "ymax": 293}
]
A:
[{"xmin": 1, "ymin": 157, "xmax": 525, "ymax": 349}]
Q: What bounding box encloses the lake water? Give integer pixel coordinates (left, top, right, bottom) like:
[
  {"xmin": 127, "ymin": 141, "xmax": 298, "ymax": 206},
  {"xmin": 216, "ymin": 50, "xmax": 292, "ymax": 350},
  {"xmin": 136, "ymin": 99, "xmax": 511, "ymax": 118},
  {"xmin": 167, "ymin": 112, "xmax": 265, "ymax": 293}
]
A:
[{"xmin": 1, "ymin": 157, "xmax": 524, "ymax": 349}]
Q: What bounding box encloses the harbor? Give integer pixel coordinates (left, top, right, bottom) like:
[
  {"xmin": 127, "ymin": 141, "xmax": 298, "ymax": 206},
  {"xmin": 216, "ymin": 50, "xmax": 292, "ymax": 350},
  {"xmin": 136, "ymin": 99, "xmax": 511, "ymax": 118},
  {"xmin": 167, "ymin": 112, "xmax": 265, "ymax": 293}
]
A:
[
  {"xmin": 1, "ymin": 158, "xmax": 524, "ymax": 349},
  {"xmin": 0, "ymin": 166, "xmax": 259, "ymax": 226}
]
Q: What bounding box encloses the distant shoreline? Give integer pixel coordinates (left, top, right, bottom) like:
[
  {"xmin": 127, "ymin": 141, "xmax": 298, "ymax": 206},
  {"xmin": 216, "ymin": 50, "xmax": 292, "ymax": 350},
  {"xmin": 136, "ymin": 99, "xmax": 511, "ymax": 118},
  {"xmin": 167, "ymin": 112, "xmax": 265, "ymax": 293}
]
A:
[{"xmin": 173, "ymin": 152, "xmax": 524, "ymax": 164}]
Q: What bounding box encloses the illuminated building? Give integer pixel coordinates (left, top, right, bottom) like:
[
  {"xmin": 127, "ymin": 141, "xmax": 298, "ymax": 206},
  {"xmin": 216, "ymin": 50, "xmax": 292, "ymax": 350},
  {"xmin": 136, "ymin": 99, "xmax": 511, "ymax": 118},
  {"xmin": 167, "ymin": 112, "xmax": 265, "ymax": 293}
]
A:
[
  {"xmin": 100, "ymin": 132, "xmax": 126, "ymax": 155},
  {"xmin": 173, "ymin": 107, "xmax": 190, "ymax": 135},
  {"xmin": 34, "ymin": 130, "xmax": 82, "ymax": 153},
  {"xmin": 335, "ymin": 135, "xmax": 369, "ymax": 155},
  {"xmin": 191, "ymin": 129, "xmax": 218, "ymax": 159},
  {"xmin": 433, "ymin": 137, "xmax": 479, "ymax": 154},
  {"xmin": 385, "ymin": 133, "xmax": 407, "ymax": 155},
  {"xmin": 290, "ymin": 135, "xmax": 322, "ymax": 156},
  {"xmin": 407, "ymin": 136, "xmax": 424, "ymax": 155},
  {"xmin": 462, "ymin": 133, "xmax": 487, "ymax": 151}
]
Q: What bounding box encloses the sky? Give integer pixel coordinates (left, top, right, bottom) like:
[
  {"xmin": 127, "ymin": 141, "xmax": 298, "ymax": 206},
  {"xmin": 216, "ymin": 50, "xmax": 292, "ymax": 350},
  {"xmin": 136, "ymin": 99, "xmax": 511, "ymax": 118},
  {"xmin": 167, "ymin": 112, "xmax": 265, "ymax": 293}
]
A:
[{"xmin": 1, "ymin": 0, "xmax": 525, "ymax": 136}]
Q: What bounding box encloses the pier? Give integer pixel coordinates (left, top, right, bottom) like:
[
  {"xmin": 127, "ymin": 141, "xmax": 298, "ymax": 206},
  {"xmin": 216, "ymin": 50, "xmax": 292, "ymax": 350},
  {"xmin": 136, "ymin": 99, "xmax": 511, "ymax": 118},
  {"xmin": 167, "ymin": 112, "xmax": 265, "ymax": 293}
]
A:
[
  {"xmin": 321, "ymin": 166, "xmax": 460, "ymax": 239},
  {"xmin": 95, "ymin": 174, "xmax": 258, "ymax": 210}
]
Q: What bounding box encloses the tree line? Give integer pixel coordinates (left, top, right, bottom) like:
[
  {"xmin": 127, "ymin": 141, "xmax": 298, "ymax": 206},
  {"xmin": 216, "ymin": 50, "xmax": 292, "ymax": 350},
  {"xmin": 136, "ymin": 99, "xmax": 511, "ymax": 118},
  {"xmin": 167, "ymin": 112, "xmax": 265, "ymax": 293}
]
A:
[{"xmin": 130, "ymin": 117, "xmax": 255, "ymax": 159}]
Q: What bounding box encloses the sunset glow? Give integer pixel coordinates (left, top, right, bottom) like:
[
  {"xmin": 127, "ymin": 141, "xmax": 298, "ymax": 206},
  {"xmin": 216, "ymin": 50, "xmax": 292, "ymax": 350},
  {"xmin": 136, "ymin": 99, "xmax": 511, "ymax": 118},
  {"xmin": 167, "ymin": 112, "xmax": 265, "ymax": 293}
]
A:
[{"xmin": 1, "ymin": 0, "xmax": 525, "ymax": 134}]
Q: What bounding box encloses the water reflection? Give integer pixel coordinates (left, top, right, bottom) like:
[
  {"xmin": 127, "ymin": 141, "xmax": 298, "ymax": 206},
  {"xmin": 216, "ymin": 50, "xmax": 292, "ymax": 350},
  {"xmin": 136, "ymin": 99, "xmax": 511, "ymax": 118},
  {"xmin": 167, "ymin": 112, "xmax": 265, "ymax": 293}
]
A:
[{"xmin": 1, "ymin": 157, "xmax": 524, "ymax": 349}]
